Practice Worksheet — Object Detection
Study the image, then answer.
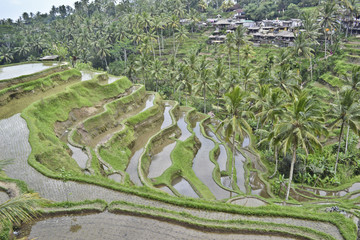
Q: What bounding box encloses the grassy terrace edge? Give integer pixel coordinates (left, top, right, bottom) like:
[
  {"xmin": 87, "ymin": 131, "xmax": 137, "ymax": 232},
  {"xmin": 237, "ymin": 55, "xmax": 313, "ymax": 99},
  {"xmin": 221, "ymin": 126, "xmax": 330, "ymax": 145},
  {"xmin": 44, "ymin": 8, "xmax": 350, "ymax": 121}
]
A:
[{"xmin": 16, "ymin": 75, "xmax": 356, "ymax": 240}]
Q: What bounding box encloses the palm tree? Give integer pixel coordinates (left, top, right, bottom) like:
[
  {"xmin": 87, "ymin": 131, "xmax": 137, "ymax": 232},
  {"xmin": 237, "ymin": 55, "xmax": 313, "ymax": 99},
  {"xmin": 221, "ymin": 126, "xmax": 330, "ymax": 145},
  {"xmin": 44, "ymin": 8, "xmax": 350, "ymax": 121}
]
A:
[
  {"xmin": 329, "ymin": 90, "xmax": 360, "ymax": 175},
  {"xmin": 258, "ymin": 88, "xmax": 287, "ymax": 178},
  {"xmin": 225, "ymin": 32, "xmax": 235, "ymax": 76},
  {"xmin": 319, "ymin": 0, "xmax": 338, "ymax": 58},
  {"xmin": 241, "ymin": 44, "xmax": 255, "ymax": 64},
  {"xmin": 174, "ymin": 25, "xmax": 189, "ymax": 58},
  {"xmin": 217, "ymin": 86, "xmax": 252, "ymax": 196},
  {"xmin": 273, "ymin": 91, "xmax": 326, "ymax": 201},
  {"xmin": 194, "ymin": 63, "xmax": 213, "ymax": 114},
  {"xmin": 0, "ymin": 193, "xmax": 43, "ymax": 226},
  {"xmin": 292, "ymin": 32, "xmax": 315, "ymax": 83},
  {"xmin": 241, "ymin": 65, "xmax": 254, "ymax": 92},
  {"xmin": 342, "ymin": 66, "xmax": 360, "ymax": 92},
  {"xmin": 234, "ymin": 26, "xmax": 247, "ymax": 74},
  {"xmin": 169, "ymin": 15, "xmax": 179, "ymax": 59},
  {"xmin": 150, "ymin": 59, "xmax": 164, "ymax": 92},
  {"xmin": 176, "ymin": 63, "xmax": 192, "ymax": 105},
  {"xmin": 136, "ymin": 53, "xmax": 149, "ymax": 85},
  {"xmin": 0, "ymin": 47, "xmax": 14, "ymax": 64},
  {"xmin": 213, "ymin": 58, "xmax": 225, "ymax": 112},
  {"xmin": 96, "ymin": 38, "xmax": 111, "ymax": 68}
]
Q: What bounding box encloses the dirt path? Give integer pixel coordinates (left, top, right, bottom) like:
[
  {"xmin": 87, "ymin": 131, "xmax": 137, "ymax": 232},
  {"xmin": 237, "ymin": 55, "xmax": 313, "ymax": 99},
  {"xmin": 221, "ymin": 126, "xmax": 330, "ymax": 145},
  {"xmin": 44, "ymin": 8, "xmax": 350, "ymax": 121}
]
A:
[{"xmin": 0, "ymin": 114, "xmax": 344, "ymax": 240}]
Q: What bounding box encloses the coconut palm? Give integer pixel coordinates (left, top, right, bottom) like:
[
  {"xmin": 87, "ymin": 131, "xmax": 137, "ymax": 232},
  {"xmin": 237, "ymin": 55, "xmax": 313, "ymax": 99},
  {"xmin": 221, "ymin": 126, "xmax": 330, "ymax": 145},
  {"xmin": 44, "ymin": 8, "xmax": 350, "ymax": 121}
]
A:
[
  {"xmin": 234, "ymin": 26, "xmax": 247, "ymax": 74},
  {"xmin": 319, "ymin": 0, "xmax": 338, "ymax": 58},
  {"xmin": 329, "ymin": 90, "xmax": 360, "ymax": 175},
  {"xmin": 150, "ymin": 59, "xmax": 164, "ymax": 92},
  {"xmin": 292, "ymin": 32, "xmax": 315, "ymax": 83},
  {"xmin": 225, "ymin": 32, "xmax": 235, "ymax": 76},
  {"xmin": 217, "ymin": 86, "xmax": 252, "ymax": 196},
  {"xmin": 257, "ymin": 88, "xmax": 287, "ymax": 178},
  {"xmin": 0, "ymin": 47, "xmax": 14, "ymax": 64},
  {"xmin": 341, "ymin": 66, "xmax": 360, "ymax": 92},
  {"xmin": 0, "ymin": 193, "xmax": 43, "ymax": 226},
  {"xmin": 272, "ymin": 91, "xmax": 326, "ymax": 201},
  {"xmin": 194, "ymin": 62, "xmax": 213, "ymax": 114}
]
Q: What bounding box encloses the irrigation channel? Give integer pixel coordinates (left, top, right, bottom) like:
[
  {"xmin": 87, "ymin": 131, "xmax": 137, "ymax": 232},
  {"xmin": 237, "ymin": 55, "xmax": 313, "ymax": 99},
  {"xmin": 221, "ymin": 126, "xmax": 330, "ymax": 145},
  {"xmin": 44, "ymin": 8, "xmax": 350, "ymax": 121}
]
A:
[{"xmin": 0, "ymin": 64, "xmax": 356, "ymax": 239}]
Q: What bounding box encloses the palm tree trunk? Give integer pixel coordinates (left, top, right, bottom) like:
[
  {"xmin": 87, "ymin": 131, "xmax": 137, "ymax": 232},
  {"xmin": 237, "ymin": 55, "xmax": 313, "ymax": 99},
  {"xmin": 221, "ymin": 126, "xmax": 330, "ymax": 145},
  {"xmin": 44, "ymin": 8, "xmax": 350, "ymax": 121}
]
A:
[
  {"xmin": 238, "ymin": 49, "xmax": 240, "ymax": 74},
  {"xmin": 124, "ymin": 49, "xmax": 127, "ymax": 69},
  {"xmin": 345, "ymin": 123, "xmax": 350, "ymax": 155},
  {"xmin": 203, "ymin": 86, "xmax": 206, "ymax": 114},
  {"xmin": 158, "ymin": 36, "xmax": 161, "ymax": 57},
  {"xmin": 269, "ymin": 145, "xmax": 278, "ymax": 179},
  {"xmin": 334, "ymin": 121, "xmax": 345, "ymax": 175},
  {"xmin": 228, "ymin": 53, "xmax": 231, "ymax": 76},
  {"xmin": 324, "ymin": 30, "xmax": 327, "ymax": 58},
  {"xmin": 230, "ymin": 133, "xmax": 236, "ymax": 198},
  {"xmin": 310, "ymin": 56, "xmax": 313, "ymax": 82},
  {"xmin": 285, "ymin": 143, "xmax": 297, "ymax": 201}
]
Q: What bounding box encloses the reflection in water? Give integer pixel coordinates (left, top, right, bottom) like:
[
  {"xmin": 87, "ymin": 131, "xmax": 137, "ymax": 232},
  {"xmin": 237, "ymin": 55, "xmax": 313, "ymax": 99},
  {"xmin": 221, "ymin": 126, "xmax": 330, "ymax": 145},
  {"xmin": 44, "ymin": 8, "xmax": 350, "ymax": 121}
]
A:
[
  {"xmin": 192, "ymin": 123, "xmax": 230, "ymax": 199},
  {"xmin": 0, "ymin": 62, "xmax": 58, "ymax": 81},
  {"xmin": 249, "ymin": 172, "xmax": 270, "ymax": 198},
  {"xmin": 67, "ymin": 144, "xmax": 88, "ymax": 169},
  {"xmin": 206, "ymin": 128, "xmax": 228, "ymax": 172},
  {"xmin": 242, "ymin": 137, "xmax": 250, "ymax": 147},
  {"xmin": 126, "ymin": 98, "xmax": 172, "ymax": 185},
  {"xmin": 172, "ymin": 177, "xmax": 198, "ymax": 198},
  {"xmin": 80, "ymin": 70, "xmax": 100, "ymax": 81},
  {"xmin": 148, "ymin": 111, "xmax": 191, "ymax": 179},
  {"xmin": 156, "ymin": 185, "xmax": 175, "ymax": 196},
  {"xmin": 148, "ymin": 142, "xmax": 176, "ymax": 179}
]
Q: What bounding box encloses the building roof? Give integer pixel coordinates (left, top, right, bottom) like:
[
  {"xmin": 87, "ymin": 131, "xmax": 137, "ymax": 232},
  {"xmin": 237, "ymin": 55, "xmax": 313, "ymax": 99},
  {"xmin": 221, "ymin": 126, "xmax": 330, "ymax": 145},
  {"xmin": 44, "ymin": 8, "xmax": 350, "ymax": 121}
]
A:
[
  {"xmin": 214, "ymin": 19, "xmax": 233, "ymax": 25},
  {"xmin": 276, "ymin": 31, "xmax": 295, "ymax": 37}
]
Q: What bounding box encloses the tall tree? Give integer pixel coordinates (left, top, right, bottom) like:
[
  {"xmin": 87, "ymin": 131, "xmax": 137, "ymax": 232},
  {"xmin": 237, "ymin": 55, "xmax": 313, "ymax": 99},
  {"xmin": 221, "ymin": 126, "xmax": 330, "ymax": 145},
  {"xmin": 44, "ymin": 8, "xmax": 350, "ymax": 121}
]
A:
[
  {"xmin": 273, "ymin": 91, "xmax": 326, "ymax": 201},
  {"xmin": 329, "ymin": 90, "xmax": 360, "ymax": 175},
  {"xmin": 217, "ymin": 86, "xmax": 252, "ymax": 196}
]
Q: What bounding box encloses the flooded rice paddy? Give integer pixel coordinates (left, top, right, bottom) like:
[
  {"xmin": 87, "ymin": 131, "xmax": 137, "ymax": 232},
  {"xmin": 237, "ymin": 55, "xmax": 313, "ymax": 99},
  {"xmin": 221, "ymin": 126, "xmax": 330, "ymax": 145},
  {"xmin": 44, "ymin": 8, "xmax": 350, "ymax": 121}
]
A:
[
  {"xmin": 0, "ymin": 62, "xmax": 58, "ymax": 81},
  {"xmin": 192, "ymin": 122, "xmax": 229, "ymax": 199},
  {"xmin": 126, "ymin": 99, "xmax": 173, "ymax": 185},
  {"xmin": 147, "ymin": 111, "xmax": 191, "ymax": 179},
  {"xmin": 19, "ymin": 211, "xmax": 300, "ymax": 240},
  {"xmin": 172, "ymin": 177, "xmax": 199, "ymax": 198}
]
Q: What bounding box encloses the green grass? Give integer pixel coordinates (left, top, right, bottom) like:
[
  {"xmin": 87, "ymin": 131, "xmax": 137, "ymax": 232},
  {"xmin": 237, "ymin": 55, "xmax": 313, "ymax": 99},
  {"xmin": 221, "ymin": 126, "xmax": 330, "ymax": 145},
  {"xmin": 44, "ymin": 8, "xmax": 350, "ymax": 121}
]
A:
[{"xmin": 0, "ymin": 68, "xmax": 81, "ymax": 97}]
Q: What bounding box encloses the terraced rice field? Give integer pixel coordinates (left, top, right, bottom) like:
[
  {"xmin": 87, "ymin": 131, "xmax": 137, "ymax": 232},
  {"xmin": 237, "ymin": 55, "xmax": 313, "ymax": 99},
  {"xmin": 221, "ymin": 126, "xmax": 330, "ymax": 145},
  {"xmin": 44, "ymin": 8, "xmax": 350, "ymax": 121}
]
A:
[{"xmin": 0, "ymin": 62, "xmax": 358, "ymax": 239}]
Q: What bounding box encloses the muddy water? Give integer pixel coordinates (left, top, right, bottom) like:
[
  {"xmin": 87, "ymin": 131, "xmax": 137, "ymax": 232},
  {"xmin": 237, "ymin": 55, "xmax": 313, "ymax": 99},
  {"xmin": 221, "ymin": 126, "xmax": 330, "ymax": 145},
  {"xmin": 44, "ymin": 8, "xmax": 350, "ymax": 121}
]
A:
[
  {"xmin": 172, "ymin": 177, "xmax": 199, "ymax": 198},
  {"xmin": 0, "ymin": 79, "xmax": 80, "ymax": 119},
  {"xmin": 67, "ymin": 144, "xmax": 88, "ymax": 169},
  {"xmin": 177, "ymin": 111, "xmax": 192, "ymax": 141},
  {"xmin": 0, "ymin": 114, "xmax": 163, "ymax": 202},
  {"xmin": 148, "ymin": 111, "xmax": 191, "ymax": 179},
  {"xmin": 300, "ymin": 187, "xmax": 347, "ymax": 198},
  {"xmin": 80, "ymin": 70, "xmax": 100, "ymax": 81},
  {"xmin": 249, "ymin": 172, "xmax": 270, "ymax": 198},
  {"xmin": 0, "ymin": 62, "xmax": 58, "ymax": 81},
  {"xmin": 126, "ymin": 98, "xmax": 170, "ymax": 185},
  {"xmin": 221, "ymin": 176, "xmax": 232, "ymax": 189},
  {"xmin": 192, "ymin": 122, "xmax": 230, "ymax": 199},
  {"xmin": 148, "ymin": 142, "xmax": 176, "ymax": 179},
  {"xmin": 233, "ymin": 149, "xmax": 247, "ymax": 193},
  {"xmin": 242, "ymin": 137, "xmax": 250, "ymax": 147},
  {"xmin": 107, "ymin": 76, "xmax": 119, "ymax": 84},
  {"xmin": 21, "ymin": 212, "xmax": 296, "ymax": 240},
  {"xmin": 205, "ymin": 128, "xmax": 228, "ymax": 172}
]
